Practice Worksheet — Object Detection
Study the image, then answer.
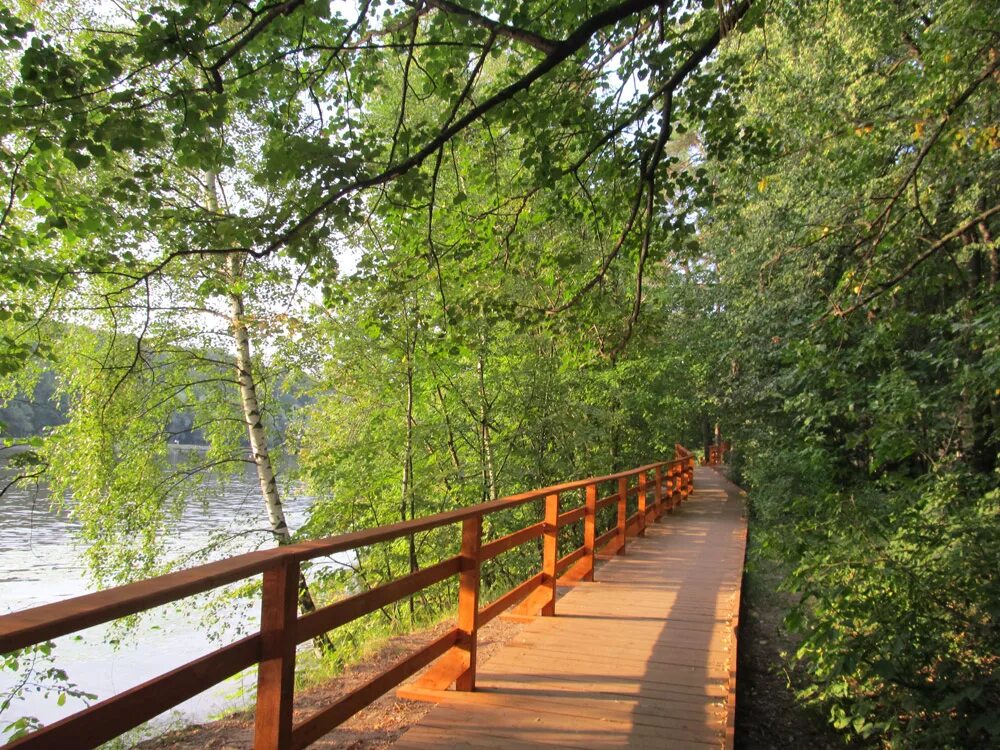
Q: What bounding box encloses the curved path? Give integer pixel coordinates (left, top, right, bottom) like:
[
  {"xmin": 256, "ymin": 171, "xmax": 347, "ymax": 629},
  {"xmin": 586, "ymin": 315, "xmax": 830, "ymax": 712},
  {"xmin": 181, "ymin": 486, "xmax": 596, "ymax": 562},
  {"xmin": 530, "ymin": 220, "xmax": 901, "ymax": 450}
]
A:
[{"xmin": 393, "ymin": 466, "xmax": 747, "ymax": 750}]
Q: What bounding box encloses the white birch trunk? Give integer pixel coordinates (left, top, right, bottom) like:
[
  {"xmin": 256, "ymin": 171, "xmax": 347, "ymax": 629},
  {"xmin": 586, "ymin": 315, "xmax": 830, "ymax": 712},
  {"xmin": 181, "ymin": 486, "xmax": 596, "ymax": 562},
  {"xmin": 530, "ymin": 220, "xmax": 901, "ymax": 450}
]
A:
[{"xmin": 206, "ymin": 172, "xmax": 331, "ymax": 652}]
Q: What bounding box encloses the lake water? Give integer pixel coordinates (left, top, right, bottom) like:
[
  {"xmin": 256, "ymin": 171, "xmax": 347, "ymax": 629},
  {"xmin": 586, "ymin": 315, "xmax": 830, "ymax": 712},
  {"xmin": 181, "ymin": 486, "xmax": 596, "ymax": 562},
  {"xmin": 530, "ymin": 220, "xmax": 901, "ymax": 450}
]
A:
[{"xmin": 0, "ymin": 448, "xmax": 344, "ymax": 742}]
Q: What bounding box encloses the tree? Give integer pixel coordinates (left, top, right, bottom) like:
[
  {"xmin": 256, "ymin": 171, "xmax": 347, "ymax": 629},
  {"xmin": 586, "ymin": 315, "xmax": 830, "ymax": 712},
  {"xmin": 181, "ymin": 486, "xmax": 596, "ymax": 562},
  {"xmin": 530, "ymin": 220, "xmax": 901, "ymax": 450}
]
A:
[{"xmin": 701, "ymin": 1, "xmax": 1000, "ymax": 746}]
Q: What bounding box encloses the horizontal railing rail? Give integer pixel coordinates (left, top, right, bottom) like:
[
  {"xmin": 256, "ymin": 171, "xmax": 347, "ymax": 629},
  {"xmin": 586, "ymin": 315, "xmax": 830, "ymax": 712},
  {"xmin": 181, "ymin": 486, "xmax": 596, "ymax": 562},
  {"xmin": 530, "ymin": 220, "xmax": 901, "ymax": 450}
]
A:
[{"xmin": 0, "ymin": 445, "xmax": 696, "ymax": 750}]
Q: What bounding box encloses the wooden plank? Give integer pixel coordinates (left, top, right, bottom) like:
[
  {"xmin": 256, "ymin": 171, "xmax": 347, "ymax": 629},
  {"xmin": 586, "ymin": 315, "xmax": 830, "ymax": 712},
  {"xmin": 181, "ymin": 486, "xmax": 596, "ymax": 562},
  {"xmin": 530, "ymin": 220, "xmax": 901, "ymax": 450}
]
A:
[
  {"xmin": 296, "ymin": 556, "xmax": 460, "ymax": 643},
  {"xmin": 557, "ymin": 504, "xmax": 587, "ymax": 527},
  {"xmin": 397, "ymin": 722, "xmax": 717, "ymax": 750},
  {"xmin": 554, "ymin": 545, "xmax": 585, "ymax": 575},
  {"xmin": 594, "ymin": 526, "xmax": 619, "ymax": 550},
  {"xmin": 541, "ymin": 493, "xmax": 559, "ymax": 617},
  {"xmin": 414, "ymin": 700, "xmax": 723, "ymax": 748},
  {"xmin": 254, "ymin": 558, "xmax": 298, "ymax": 750},
  {"xmin": 583, "ymin": 484, "xmax": 596, "ymax": 582},
  {"xmin": 396, "ymin": 725, "xmax": 584, "ymax": 750},
  {"xmin": 616, "ymin": 477, "xmax": 628, "ymax": 554},
  {"xmin": 637, "ymin": 471, "xmax": 648, "ymax": 537},
  {"xmin": 485, "ymin": 640, "xmax": 729, "ymax": 672},
  {"xmin": 397, "ymin": 645, "xmax": 469, "ymax": 697},
  {"xmin": 653, "ymin": 465, "xmax": 663, "ymax": 519},
  {"xmin": 416, "ymin": 688, "xmax": 727, "ymax": 739},
  {"xmin": 290, "ymin": 629, "xmax": 458, "ymax": 750},
  {"xmin": 595, "ymin": 493, "xmax": 618, "ymax": 510},
  {"xmin": 395, "ymin": 466, "xmax": 748, "ymax": 750},
  {"xmin": 5, "ymin": 635, "xmax": 260, "ymax": 750},
  {"xmin": 0, "ymin": 549, "xmax": 285, "ymax": 653},
  {"xmin": 480, "ymin": 522, "xmax": 544, "ymax": 561},
  {"xmin": 477, "ymin": 669, "xmax": 729, "ymax": 700},
  {"xmin": 477, "ymin": 573, "xmax": 544, "ymax": 627},
  {"xmin": 455, "ymin": 516, "xmax": 482, "ymax": 691}
]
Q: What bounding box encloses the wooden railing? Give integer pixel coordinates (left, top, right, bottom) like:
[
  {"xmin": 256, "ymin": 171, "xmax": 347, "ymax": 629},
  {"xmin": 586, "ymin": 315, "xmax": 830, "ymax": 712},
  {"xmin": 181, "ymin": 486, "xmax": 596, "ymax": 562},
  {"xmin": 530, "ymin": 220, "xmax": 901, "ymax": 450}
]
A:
[
  {"xmin": 704, "ymin": 441, "xmax": 730, "ymax": 466},
  {"xmin": 0, "ymin": 445, "xmax": 696, "ymax": 750}
]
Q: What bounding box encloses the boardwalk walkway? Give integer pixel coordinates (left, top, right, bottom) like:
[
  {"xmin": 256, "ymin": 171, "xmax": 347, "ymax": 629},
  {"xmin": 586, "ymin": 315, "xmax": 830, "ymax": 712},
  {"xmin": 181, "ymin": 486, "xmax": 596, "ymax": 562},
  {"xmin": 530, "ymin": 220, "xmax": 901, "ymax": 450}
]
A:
[{"xmin": 394, "ymin": 467, "xmax": 747, "ymax": 750}]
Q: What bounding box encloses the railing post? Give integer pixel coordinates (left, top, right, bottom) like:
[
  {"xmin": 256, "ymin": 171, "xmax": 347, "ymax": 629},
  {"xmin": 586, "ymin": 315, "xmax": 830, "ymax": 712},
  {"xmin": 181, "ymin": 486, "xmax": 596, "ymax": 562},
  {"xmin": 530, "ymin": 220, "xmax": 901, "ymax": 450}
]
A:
[
  {"xmin": 455, "ymin": 515, "xmax": 482, "ymax": 691},
  {"xmin": 668, "ymin": 463, "xmax": 678, "ymax": 511},
  {"xmin": 653, "ymin": 466, "xmax": 663, "ymax": 520},
  {"xmin": 637, "ymin": 471, "xmax": 648, "ymax": 537},
  {"xmin": 617, "ymin": 476, "xmax": 628, "ymax": 554},
  {"xmin": 254, "ymin": 558, "xmax": 298, "ymax": 750},
  {"xmin": 541, "ymin": 492, "xmax": 559, "ymax": 616},
  {"xmin": 583, "ymin": 484, "xmax": 597, "ymax": 582}
]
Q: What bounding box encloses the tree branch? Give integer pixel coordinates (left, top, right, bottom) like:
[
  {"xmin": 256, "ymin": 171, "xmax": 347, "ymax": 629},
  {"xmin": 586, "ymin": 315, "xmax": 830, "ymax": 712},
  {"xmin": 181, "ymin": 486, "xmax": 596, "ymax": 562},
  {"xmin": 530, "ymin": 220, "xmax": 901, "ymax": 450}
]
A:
[
  {"xmin": 826, "ymin": 202, "xmax": 1000, "ymax": 320},
  {"xmin": 420, "ymin": 0, "xmax": 559, "ymax": 54}
]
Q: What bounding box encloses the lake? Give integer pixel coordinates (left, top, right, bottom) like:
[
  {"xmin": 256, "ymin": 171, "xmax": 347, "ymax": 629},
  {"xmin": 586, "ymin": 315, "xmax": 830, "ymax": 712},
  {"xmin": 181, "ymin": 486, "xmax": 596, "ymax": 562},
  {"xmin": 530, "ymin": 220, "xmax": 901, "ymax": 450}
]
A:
[{"xmin": 0, "ymin": 447, "xmax": 344, "ymax": 742}]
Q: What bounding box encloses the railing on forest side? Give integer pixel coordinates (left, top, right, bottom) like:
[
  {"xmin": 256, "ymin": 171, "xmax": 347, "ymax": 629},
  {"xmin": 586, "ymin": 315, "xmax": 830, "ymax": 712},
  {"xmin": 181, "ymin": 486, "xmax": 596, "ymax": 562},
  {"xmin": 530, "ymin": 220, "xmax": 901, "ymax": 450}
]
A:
[
  {"xmin": 704, "ymin": 441, "xmax": 730, "ymax": 466},
  {"xmin": 0, "ymin": 445, "xmax": 696, "ymax": 750}
]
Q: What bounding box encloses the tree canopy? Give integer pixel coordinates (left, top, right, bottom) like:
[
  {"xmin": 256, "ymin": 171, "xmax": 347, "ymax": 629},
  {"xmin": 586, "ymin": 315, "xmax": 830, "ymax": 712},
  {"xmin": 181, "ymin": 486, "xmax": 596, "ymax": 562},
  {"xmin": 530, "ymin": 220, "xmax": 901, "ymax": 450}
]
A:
[{"xmin": 1, "ymin": 0, "xmax": 998, "ymax": 747}]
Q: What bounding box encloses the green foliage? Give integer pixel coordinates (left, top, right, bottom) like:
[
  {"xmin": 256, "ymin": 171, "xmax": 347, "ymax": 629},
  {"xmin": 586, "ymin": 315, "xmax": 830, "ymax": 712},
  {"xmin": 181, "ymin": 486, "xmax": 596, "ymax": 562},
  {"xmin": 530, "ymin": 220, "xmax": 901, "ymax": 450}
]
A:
[
  {"xmin": 705, "ymin": 1, "xmax": 1000, "ymax": 746},
  {"xmin": 1, "ymin": 642, "xmax": 96, "ymax": 743},
  {"xmin": 5, "ymin": 1, "xmax": 996, "ymax": 746}
]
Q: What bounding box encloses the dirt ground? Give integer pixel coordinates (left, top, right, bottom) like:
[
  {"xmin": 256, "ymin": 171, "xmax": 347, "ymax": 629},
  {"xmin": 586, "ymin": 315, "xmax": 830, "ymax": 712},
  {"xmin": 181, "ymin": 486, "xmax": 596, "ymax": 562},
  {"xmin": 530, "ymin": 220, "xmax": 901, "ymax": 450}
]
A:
[
  {"xmin": 133, "ymin": 617, "xmax": 522, "ymax": 750},
  {"xmin": 734, "ymin": 528, "xmax": 854, "ymax": 750}
]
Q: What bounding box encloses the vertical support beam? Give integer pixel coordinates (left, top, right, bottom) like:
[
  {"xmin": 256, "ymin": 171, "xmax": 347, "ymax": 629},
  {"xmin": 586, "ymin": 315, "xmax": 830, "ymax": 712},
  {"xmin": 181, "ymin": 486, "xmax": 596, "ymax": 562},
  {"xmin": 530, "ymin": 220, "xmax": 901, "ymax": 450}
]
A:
[
  {"xmin": 541, "ymin": 492, "xmax": 559, "ymax": 616},
  {"xmin": 653, "ymin": 466, "xmax": 663, "ymax": 520},
  {"xmin": 455, "ymin": 515, "xmax": 482, "ymax": 691},
  {"xmin": 669, "ymin": 463, "xmax": 679, "ymax": 511},
  {"xmin": 637, "ymin": 471, "xmax": 648, "ymax": 537},
  {"xmin": 617, "ymin": 477, "xmax": 628, "ymax": 554},
  {"xmin": 583, "ymin": 484, "xmax": 597, "ymax": 582},
  {"xmin": 254, "ymin": 558, "xmax": 298, "ymax": 750}
]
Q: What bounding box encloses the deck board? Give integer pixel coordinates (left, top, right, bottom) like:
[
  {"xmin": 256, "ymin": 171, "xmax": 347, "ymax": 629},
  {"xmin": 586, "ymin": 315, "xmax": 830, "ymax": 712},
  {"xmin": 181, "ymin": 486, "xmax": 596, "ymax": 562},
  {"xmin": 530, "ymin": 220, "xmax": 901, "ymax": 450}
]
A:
[{"xmin": 393, "ymin": 467, "xmax": 747, "ymax": 750}]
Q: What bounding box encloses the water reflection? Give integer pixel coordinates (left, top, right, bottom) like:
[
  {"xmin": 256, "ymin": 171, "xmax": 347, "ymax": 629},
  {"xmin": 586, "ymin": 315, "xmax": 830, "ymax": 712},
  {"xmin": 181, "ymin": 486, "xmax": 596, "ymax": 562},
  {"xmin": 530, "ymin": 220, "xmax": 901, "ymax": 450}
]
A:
[{"xmin": 0, "ymin": 446, "xmax": 341, "ymax": 737}]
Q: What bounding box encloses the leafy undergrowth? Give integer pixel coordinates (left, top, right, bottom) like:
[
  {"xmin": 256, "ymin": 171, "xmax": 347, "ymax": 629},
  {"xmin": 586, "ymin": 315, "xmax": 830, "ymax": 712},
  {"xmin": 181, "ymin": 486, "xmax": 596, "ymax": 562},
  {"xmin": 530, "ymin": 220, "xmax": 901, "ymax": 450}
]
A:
[{"xmin": 735, "ymin": 526, "xmax": 858, "ymax": 750}]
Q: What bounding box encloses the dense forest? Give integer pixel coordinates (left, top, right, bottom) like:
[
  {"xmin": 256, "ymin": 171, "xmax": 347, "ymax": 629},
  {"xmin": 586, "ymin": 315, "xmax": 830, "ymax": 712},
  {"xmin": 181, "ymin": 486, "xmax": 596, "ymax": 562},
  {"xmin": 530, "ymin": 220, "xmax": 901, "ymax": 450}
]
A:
[{"xmin": 1, "ymin": 0, "xmax": 997, "ymax": 747}]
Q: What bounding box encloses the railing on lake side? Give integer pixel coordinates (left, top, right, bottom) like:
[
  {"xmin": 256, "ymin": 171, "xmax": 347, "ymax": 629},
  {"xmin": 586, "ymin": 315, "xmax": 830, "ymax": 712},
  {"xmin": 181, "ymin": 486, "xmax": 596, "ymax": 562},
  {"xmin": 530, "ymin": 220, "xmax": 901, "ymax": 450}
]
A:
[{"xmin": 0, "ymin": 445, "xmax": 696, "ymax": 750}]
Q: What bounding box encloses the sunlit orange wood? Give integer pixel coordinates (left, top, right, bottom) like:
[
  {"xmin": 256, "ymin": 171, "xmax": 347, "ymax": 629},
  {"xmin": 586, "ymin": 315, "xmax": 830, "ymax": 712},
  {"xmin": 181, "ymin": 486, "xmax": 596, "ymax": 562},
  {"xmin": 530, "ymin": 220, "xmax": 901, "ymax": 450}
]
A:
[
  {"xmin": 455, "ymin": 516, "xmax": 482, "ymax": 691},
  {"xmin": 583, "ymin": 483, "xmax": 597, "ymax": 581},
  {"xmin": 637, "ymin": 470, "xmax": 648, "ymax": 536},
  {"xmin": 254, "ymin": 558, "xmax": 298, "ymax": 750},
  {"xmin": 541, "ymin": 492, "xmax": 559, "ymax": 617},
  {"xmin": 296, "ymin": 557, "xmax": 460, "ymax": 644},
  {"xmin": 479, "ymin": 522, "xmax": 544, "ymax": 561},
  {"xmin": 0, "ymin": 449, "xmax": 698, "ymax": 750},
  {"xmin": 616, "ymin": 476, "xmax": 628, "ymax": 554},
  {"xmin": 3, "ymin": 636, "xmax": 260, "ymax": 750},
  {"xmin": 477, "ymin": 573, "xmax": 544, "ymax": 627},
  {"xmin": 653, "ymin": 465, "xmax": 663, "ymax": 518},
  {"xmin": 393, "ymin": 466, "xmax": 747, "ymax": 750},
  {"xmin": 292, "ymin": 630, "xmax": 458, "ymax": 748},
  {"xmin": 557, "ymin": 504, "xmax": 587, "ymax": 526}
]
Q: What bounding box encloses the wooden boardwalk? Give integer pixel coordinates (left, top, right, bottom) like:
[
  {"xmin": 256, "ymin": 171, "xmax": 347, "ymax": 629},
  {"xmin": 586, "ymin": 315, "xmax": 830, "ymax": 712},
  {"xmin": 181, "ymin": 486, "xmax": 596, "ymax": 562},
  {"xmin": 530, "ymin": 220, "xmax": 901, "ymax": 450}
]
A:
[{"xmin": 394, "ymin": 467, "xmax": 747, "ymax": 750}]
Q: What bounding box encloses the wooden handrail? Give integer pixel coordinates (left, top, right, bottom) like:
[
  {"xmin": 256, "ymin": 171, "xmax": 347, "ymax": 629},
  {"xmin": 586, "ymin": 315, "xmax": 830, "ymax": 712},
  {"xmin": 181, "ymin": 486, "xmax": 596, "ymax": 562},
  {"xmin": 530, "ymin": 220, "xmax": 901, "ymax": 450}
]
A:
[{"xmin": 0, "ymin": 445, "xmax": 697, "ymax": 750}]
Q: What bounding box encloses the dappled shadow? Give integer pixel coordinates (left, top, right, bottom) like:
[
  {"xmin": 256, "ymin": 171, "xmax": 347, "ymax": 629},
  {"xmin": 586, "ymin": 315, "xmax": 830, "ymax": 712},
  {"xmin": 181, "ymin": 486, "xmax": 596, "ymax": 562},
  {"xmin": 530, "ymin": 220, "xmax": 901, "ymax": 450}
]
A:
[{"xmin": 392, "ymin": 466, "xmax": 747, "ymax": 749}]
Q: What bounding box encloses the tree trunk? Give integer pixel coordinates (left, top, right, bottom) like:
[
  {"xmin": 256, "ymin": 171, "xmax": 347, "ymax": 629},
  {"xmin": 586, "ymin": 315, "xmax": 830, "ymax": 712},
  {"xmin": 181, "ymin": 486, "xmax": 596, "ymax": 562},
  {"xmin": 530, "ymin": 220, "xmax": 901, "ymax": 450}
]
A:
[
  {"xmin": 400, "ymin": 313, "xmax": 418, "ymax": 620},
  {"xmin": 207, "ymin": 173, "xmax": 333, "ymax": 655},
  {"xmin": 435, "ymin": 383, "xmax": 462, "ymax": 478},
  {"xmin": 476, "ymin": 351, "xmax": 498, "ymax": 502}
]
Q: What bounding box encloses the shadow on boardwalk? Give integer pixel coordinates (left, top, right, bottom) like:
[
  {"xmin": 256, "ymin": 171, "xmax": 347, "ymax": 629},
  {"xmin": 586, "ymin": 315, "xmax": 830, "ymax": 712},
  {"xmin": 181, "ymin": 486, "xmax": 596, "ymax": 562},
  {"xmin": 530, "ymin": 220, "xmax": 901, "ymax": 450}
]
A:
[{"xmin": 392, "ymin": 467, "xmax": 747, "ymax": 749}]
